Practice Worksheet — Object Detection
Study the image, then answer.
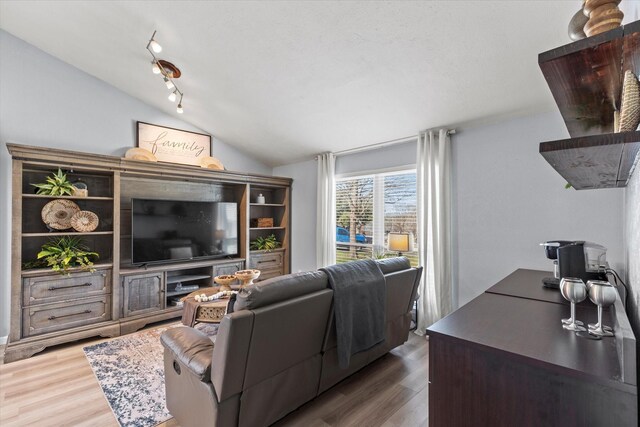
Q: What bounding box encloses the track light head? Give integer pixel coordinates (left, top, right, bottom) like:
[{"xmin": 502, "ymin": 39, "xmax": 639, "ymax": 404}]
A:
[
  {"xmin": 177, "ymin": 103, "xmax": 184, "ymax": 114},
  {"xmin": 168, "ymin": 90, "xmax": 177, "ymax": 102},
  {"xmin": 164, "ymin": 77, "xmax": 175, "ymax": 90},
  {"xmin": 151, "ymin": 61, "xmax": 161, "ymax": 74},
  {"xmin": 149, "ymin": 39, "xmax": 162, "ymax": 53}
]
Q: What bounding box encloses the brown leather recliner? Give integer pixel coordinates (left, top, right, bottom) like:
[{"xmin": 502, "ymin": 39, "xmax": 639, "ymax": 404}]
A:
[{"xmin": 161, "ymin": 257, "xmax": 422, "ymax": 427}]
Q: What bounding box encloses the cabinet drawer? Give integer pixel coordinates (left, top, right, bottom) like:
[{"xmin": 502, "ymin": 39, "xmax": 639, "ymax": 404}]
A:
[
  {"xmin": 23, "ymin": 270, "xmax": 111, "ymax": 306},
  {"xmin": 22, "ymin": 295, "xmax": 111, "ymax": 337},
  {"xmin": 213, "ymin": 262, "xmax": 244, "ymax": 277},
  {"xmin": 256, "ymin": 268, "xmax": 284, "ymax": 282},
  {"xmin": 249, "ymin": 252, "xmax": 283, "ymax": 270}
]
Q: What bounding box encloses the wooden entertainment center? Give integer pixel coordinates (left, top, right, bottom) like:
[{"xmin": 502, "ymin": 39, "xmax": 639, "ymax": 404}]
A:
[{"xmin": 5, "ymin": 143, "xmax": 292, "ymax": 362}]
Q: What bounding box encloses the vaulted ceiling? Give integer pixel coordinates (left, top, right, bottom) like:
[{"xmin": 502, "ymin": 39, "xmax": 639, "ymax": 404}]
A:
[{"xmin": 2, "ymin": 1, "xmax": 634, "ymax": 166}]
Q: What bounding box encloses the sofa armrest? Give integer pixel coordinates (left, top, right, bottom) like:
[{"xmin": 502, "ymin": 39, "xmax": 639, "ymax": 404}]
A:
[{"xmin": 161, "ymin": 327, "xmax": 214, "ymax": 381}]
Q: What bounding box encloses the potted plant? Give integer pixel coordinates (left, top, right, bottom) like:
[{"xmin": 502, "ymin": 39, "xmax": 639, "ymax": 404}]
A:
[
  {"xmin": 31, "ymin": 168, "xmax": 75, "ymax": 196},
  {"xmin": 36, "ymin": 236, "xmax": 99, "ymax": 274},
  {"xmin": 250, "ymin": 234, "xmax": 281, "ymax": 252}
]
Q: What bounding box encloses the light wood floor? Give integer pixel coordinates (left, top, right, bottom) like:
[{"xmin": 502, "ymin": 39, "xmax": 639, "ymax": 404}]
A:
[{"xmin": 0, "ymin": 326, "xmax": 428, "ymax": 427}]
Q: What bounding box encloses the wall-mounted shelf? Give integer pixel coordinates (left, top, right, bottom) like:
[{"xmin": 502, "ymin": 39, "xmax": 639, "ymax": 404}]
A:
[
  {"xmin": 23, "ymin": 231, "xmax": 114, "ymax": 237},
  {"xmin": 540, "ymin": 131, "xmax": 640, "ymax": 189},
  {"xmin": 538, "ymin": 20, "xmax": 640, "ymax": 189},
  {"xmin": 22, "ymin": 194, "xmax": 114, "ymax": 201}
]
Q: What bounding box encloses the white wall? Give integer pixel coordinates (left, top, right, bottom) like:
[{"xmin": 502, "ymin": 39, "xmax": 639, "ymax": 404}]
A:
[
  {"xmin": 454, "ymin": 111, "xmax": 624, "ymax": 306},
  {"xmin": 272, "ymin": 160, "xmax": 318, "ymax": 272},
  {"xmin": 0, "ymin": 30, "xmax": 270, "ymax": 337},
  {"xmin": 623, "ymin": 160, "xmax": 639, "ymax": 337},
  {"xmin": 276, "ymin": 110, "xmax": 626, "ymax": 309}
]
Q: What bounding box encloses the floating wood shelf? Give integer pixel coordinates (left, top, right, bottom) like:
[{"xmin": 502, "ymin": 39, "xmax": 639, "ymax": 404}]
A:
[
  {"xmin": 249, "ymin": 227, "xmax": 285, "ymax": 231},
  {"xmin": 540, "ymin": 131, "xmax": 640, "ymax": 189},
  {"xmin": 250, "ymin": 203, "xmax": 286, "ymax": 207},
  {"xmin": 538, "ymin": 21, "xmax": 640, "ymax": 189}
]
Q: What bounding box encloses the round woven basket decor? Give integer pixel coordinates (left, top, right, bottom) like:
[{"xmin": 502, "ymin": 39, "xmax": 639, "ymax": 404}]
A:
[
  {"xmin": 200, "ymin": 156, "xmax": 224, "ymax": 170},
  {"xmin": 124, "ymin": 147, "xmax": 158, "ymax": 162},
  {"xmin": 41, "ymin": 199, "xmax": 80, "ymax": 230},
  {"xmin": 71, "ymin": 210, "xmax": 99, "ymax": 232},
  {"xmin": 619, "ymin": 70, "xmax": 640, "ymax": 132}
]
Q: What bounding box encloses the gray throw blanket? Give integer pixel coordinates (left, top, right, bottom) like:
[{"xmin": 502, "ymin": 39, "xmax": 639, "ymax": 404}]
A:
[{"xmin": 321, "ymin": 259, "xmax": 386, "ymax": 369}]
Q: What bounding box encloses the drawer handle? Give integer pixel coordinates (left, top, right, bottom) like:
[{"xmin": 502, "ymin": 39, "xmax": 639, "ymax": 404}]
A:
[
  {"xmin": 48, "ymin": 282, "xmax": 93, "ymax": 291},
  {"xmin": 257, "ymin": 259, "xmax": 277, "ymax": 264},
  {"xmin": 48, "ymin": 309, "xmax": 92, "ymax": 320}
]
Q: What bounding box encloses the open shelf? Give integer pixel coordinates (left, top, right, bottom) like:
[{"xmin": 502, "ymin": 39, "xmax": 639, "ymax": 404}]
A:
[
  {"xmin": 22, "ymin": 194, "xmax": 114, "ymax": 200},
  {"xmin": 540, "ymin": 131, "xmax": 640, "ymax": 189},
  {"xmin": 166, "ymin": 274, "xmax": 211, "ymax": 285},
  {"xmin": 249, "ymin": 227, "xmax": 285, "ymax": 231},
  {"xmin": 250, "ymin": 203, "xmax": 285, "ymax": 207},
  {"xmin": 538, "ymin": 20, "xmax": 640, "ymax": 189},
  {"xmin": 23, "ymin": 231, "xmax": 114, "ymax": 237},
  {"xmin": 166, "ymin": 287, "xmax": 201, "ymax": 298}
]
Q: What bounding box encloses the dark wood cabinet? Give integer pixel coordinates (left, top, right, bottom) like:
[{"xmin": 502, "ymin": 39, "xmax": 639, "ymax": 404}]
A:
[{"xmin": 427, "ymin": 269, "xmax": 637, "ymax": 427}]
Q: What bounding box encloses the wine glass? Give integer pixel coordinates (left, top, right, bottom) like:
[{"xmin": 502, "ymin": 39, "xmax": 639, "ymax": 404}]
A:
[
  {"xmin": 587, "ymin": 281, "xmax": 616, "ymax": 337},
  {"xmin": 586, "ymin": 280, "xmax": 612, "ymax": 332},
  {"xmin": 560, "ymin": 277, "xmax": 587, "ymax": 331}
]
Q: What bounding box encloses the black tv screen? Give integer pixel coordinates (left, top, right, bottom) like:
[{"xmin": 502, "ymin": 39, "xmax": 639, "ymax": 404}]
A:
[{"xmin": 131, "ymin": 199, "xmax": 238, "ymax": 265}]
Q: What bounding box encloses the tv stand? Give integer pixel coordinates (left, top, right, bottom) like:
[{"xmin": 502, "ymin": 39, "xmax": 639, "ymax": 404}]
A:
[{"xmin": 4, "ymin": 143, "xmax": 291, "ymax": 362}]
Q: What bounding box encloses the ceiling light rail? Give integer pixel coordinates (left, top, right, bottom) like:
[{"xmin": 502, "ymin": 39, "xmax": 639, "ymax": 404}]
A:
[{"xmin": 146, "ymin": 30, "xmax": 184, "ymax": 114}]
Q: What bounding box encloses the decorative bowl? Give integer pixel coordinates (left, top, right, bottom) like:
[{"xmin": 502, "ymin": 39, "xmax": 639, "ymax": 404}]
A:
[
  {"xmin": 235, "ymin": 269, "xmax": 261, "ymax": 287},
  {"xmin": 214, "ymin": 274, "xmax": 237, "ymax": 292}
]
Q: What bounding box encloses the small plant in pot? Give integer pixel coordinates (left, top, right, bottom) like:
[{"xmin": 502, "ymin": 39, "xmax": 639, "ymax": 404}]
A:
[
  {"xmin": 31, "ymin": 168, "xmax": 75, "ymax": 196},
  {"xmin": 250, "ymin": 234, "xmax": 281, "ymax": 252},
  {"xmin": 37, "ymin": 236, "xmax": 99, "ymax": 275}
]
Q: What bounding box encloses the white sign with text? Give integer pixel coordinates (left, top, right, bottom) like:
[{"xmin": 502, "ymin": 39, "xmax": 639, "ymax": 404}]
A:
[{"xmin": 137, "ymin": 121, "xmax": 211, "ymax": 166}]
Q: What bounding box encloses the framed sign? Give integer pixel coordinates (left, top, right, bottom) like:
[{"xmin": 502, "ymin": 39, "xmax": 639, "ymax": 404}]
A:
[{"xmin": 136, "ymin": 121, "xmax": 211, "ymax": 166}]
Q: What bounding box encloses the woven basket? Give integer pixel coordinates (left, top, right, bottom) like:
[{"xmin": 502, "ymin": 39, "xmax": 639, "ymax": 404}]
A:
[
  {"xmin": 70, "ymin": 210, "xmax": 99, "ymax": 232},
  {"xmin": 619, "ymin": 70, "xmax": 640, "ymax": 132},
  {"xmin": 41, "ymin": 199, "xmax": 80, "ymax": 230}
]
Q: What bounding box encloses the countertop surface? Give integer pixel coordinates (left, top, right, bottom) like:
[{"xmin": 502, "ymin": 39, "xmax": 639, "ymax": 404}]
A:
[{"xmin": 427, "ymin": 268, "xmax": 632, "ymax": 391}]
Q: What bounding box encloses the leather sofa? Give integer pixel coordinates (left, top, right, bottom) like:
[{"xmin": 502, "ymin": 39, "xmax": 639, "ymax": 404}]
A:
[{"xmin": 161, "ymin": 257, "xmax": 422, "ymax": 427}]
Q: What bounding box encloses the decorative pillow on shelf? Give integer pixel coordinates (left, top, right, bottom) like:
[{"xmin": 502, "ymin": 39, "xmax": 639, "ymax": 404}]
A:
[{"xmin": 619, "ymin": 70, "xmax": 640, "ymax": 132}]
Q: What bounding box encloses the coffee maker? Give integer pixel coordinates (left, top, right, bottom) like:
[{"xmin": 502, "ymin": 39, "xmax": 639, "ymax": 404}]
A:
[{"xmin": 541, "ymin": 241, "xmax": 608, "ymax": 288}]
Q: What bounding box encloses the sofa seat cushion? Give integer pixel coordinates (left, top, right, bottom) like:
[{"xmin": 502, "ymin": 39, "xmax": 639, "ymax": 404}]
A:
[
  {"xmin": 235, "ymin": 271, "xmax": 328, "ymax": 311},
  {"xmin": 161, "ymin": 327, "xmax": 214, "ymax": 381}
]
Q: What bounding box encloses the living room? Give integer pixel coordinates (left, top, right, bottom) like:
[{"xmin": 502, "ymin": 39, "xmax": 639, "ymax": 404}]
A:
[{"xmin": 0, "ymin": 1, "xmax": 638, "ymax": 426}]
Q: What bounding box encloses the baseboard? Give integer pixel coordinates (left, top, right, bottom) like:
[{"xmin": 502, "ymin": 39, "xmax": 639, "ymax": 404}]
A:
[{"xmin": 0, "ymin": 336, "xmax": 7, "ymax": 345}]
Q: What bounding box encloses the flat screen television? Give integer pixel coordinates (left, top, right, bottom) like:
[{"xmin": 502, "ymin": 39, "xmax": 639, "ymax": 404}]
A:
[{"xmin": 131, "ymin": 198, "xmax": 238, "ymax": 265}]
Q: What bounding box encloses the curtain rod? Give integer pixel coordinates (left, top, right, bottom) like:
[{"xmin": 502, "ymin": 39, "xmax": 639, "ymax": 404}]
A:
[{"xmin": 332, "ymin": 129, "xmax": 456, "ymax": 157}]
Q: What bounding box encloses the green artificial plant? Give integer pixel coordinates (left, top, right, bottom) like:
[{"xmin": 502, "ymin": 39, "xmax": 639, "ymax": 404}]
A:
[
  {"xmin": 31, "ymin": 168, "xmax": 75, "ymax": 196},
  {"xmin": 250, "ymin": 234, "xmax": 281, "ymax": 251},
  {"xmin": 37, "ymin": 236, "xmax": 99, "ymax": 275}
]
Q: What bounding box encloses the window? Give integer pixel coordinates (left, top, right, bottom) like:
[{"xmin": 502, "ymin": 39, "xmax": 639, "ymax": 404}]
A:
[{"xmin": 335, "ymin": 169, "xmax": 418, "ymax": 266}]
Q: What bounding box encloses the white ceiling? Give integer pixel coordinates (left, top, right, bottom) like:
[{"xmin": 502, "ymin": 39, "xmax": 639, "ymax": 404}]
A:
[{"xmin": 1, "ymin": 1, "xmax": 637, "ymax": 166}]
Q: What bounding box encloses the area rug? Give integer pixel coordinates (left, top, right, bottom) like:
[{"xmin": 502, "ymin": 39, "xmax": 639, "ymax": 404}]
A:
[{"xmin": 83, "ymin": 323, "xmax": 218, "ymax": 427}]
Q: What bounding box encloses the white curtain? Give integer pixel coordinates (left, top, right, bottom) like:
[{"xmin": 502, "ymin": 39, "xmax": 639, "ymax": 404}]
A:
[
  {"xmin": 316, "ymin": 152, "xmax": 336, "ymax": 268},
  {"xmin": 415, "ymin": 129, "xmax": 453, "ymax": 335}
]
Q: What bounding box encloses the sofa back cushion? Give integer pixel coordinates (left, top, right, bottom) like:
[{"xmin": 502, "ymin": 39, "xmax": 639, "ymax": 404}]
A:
[{"xmin": 234, "ymin": 270, "xmax": 328, "ymax": 311}]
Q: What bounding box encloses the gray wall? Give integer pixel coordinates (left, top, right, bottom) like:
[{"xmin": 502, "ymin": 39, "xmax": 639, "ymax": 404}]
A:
[
  {"xmin": 0, "ymin": 30, "xmax": 270, "ymax": 337},
  {"xmin": 623, "ymin": 161, "xmax": 639, "ymax": 339},
  {"xmin": 453, "ymin": 111, "xmax": 624, "ymax": 306},
  {"xmin": 273, "ymin": 160, "xmax": 318, "ymax": 273},
  {"xmin": 275, "ymin": 111, "xmax": 626, "ymax": 310}
]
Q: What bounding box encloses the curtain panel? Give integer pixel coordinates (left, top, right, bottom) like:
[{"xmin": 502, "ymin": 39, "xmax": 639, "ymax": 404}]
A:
[
  {"xmin": 415, "ymin": 129, "xmax": 453, "ymax": 335},
  {"xmin": 316, "ymin": 152, "xmax": 336, "ymax": 268}
]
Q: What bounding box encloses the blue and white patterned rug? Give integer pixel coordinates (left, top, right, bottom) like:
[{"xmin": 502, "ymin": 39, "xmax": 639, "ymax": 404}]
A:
[{"xmin": 83, "ymin": 324, "xmax": 218, "ymax": 427}]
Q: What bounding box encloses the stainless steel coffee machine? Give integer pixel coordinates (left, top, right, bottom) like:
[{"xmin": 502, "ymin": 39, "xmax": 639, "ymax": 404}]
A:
[{"xmin": 540, "ymin": 241, "xmax": 608, "ymax": 288}]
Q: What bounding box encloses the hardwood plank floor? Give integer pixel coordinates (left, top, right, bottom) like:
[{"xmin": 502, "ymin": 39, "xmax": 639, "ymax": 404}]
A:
[{"xmin": 0, "ymin": 326, "xmax": 428, "ymax": 427}]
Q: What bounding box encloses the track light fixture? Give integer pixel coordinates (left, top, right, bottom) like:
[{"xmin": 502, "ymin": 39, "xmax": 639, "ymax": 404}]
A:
[
  {"xmin": 146, "ymin": 30, "xmax": 185, "ymax": 114},
  {"xmin": 177, "ymin": 94, "xmax": 184, "ymax": 114}
]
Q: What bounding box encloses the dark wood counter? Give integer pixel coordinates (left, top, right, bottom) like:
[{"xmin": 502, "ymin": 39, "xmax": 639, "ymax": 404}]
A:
[{"xmin": 427, "ymin": 268, "xmax": 637, "ymax": 427}]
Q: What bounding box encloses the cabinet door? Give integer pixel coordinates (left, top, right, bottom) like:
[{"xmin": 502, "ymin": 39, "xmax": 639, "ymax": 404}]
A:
[
  {"xmin": 213, "ymin": 261, "xmax": 244, "ymax": 277},
  {"xmin": 122, "ymin": 273, "xmax": 164, "ymax": 317}
]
